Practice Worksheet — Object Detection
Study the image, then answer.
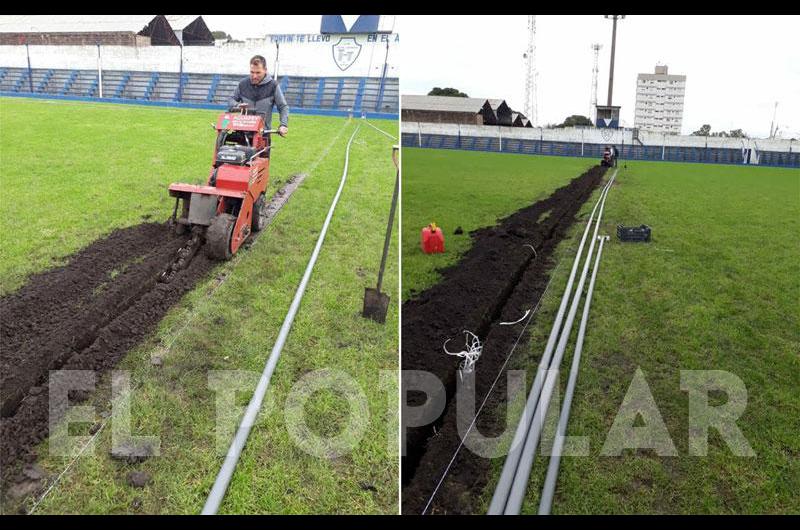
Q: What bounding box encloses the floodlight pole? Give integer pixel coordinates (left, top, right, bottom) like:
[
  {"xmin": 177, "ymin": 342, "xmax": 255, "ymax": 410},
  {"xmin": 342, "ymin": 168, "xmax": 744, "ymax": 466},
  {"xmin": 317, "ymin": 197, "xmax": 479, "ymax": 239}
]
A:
[
  {"xmin": 25, "ymin": 42, "xmax": 33, "ymax": 93},
  {"xmin": 96, "ymin": 43, "xmax": 103, "ymax": 98},
  {"xmin": 178, "ymin": 43, "xmax": 184, "ymax": 102},
  {"xmin": 376, "ymin": 40, "xmax": 390, "ymax": 112},
  {"xmin": 274, "ymin": 42, "xmax": 280, "ymax": 81},
  {"xmin": 604, "ymin": 15, "xmax": 625, "ymax": 106}
]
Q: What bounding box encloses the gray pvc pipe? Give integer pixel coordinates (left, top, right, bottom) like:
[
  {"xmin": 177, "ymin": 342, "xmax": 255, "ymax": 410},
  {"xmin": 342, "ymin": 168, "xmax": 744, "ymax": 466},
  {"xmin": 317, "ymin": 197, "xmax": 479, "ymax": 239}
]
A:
[
  {"xmin": 501, "ymin": 170, "xmax": 615, "ymax": 515},
  {"xmin": 202, "ymin": 122, "xmax": 362, "ymax": 514},
  {"xmin": 488, "ymin": 169, "xmax": 616, "ymax": 514},
  {"xmin": 538, "ymin": 235, "xmax": 609, "ymax": 515}
]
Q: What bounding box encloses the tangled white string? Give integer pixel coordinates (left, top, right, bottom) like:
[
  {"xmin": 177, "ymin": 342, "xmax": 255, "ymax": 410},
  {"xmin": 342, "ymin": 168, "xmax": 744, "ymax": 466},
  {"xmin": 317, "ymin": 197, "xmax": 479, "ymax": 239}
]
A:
[
  {"xmin": 443, "ymin": 330, "xmax": 483, "ymax": 374},
  {"xmin": 500, "ymin": 309, "xmax": 531, "ymax": 326}
]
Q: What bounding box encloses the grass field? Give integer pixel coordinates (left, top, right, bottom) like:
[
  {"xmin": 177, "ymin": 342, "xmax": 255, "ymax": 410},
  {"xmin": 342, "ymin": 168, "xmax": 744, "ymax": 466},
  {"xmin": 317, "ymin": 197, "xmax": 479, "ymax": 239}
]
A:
[
  {"xmin": 401, "ymin": 148, "xmax": 594, "ymax": 299},
  {"xmin": 0, "ymin": 98, "xmax": 399, "ymax": 514},
  {"xmin": 509, "ymin": 160, "xmax": 800, "ymax": 514},
  {"xmin": 402, "ymin": 148, "xmax": 800, "ymax": 514}
]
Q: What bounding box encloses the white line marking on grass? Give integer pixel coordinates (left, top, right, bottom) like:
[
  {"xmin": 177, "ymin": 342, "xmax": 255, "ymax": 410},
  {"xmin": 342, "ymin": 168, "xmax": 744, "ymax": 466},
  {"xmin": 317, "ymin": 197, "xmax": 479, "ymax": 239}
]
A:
[{"xmin": 364, "ymin": 119, "xmax": 398, "ymax": 141}]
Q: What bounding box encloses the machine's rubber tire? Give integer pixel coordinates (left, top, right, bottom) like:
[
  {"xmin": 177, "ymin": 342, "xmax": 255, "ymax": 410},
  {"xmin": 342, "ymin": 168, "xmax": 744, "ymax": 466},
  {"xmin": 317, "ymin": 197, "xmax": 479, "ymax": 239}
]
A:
[
  {"xmin": 252, "ymin": 193, "xmax": 267, "ymax": 232},
  {"xmin": 205, "ymin": 213, "xmax": 236, "ymax": 260}
]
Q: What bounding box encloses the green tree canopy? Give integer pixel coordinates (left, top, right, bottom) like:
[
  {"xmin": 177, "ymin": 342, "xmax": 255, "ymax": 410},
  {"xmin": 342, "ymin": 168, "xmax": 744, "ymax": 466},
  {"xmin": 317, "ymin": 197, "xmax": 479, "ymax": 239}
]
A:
[
  {"xmin": 428, "ymin": 87, "xmax": 469, "ymax": 98},
  {"xmin": 692, "ymin": 125, "xmax": 748, "ymax": 138},
  {"xmin": 560, "ymin": 115, "xmax": 594, "ymax": 127}
]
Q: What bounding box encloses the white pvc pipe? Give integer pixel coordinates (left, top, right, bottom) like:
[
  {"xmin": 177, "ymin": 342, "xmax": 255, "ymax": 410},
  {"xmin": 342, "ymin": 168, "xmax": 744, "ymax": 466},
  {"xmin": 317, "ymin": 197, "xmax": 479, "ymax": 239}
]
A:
[
  {"xmin": 202, "ymin": 122, "xmax": 362, "ymax": 514},
  {"xmin": 488, "ymin": 169, "xmax": 616, "ymax": 514},
  {"xmin": 502, "ymin": 169, "xmax": 616, "ymax": 515},
  {"xmin": 538, "ymin": 235, "xmax": 609, "ymax": 515}
]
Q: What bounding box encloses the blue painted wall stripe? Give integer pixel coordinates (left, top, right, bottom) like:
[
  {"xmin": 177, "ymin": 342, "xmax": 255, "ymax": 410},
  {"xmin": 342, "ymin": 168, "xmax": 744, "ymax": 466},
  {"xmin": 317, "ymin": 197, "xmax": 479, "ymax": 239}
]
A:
[
  {"xmin": 402, "ymin": 133, "xmax": 799, "ymax": 168},
  {"xmin": 0, "ymin": 92, "xmax": 398, "ymax": 120}
]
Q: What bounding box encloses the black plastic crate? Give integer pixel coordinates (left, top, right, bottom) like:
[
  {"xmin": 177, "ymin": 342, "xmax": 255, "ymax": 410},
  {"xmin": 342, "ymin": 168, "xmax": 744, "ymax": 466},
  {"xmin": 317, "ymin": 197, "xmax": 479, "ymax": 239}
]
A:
[{"xmin": 617, "ymin": 224, "xmax": 651, "ymax": 242}]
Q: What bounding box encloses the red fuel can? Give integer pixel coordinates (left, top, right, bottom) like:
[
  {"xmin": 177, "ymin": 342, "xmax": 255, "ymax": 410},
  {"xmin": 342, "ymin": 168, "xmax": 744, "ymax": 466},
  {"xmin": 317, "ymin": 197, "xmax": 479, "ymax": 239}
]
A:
[{"xmin": 421, "ymin": 223, "xmax": 445, "ymax": 254}]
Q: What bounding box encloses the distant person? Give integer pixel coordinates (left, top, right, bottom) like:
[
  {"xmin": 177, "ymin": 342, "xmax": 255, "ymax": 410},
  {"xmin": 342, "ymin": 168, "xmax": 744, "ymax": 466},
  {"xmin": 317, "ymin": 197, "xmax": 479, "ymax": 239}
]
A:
[{"xmin": 229, "ymin": 55, "xmax": 288, "ymax": 137}]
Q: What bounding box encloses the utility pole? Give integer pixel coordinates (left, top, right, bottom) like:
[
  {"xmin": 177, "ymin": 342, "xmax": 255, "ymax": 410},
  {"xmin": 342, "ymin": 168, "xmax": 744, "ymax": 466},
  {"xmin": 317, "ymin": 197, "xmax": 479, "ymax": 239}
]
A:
[
  {"xmin": 604, "ymin": 15, "xmax": 625, "ymax": 106},
  {"xmin": 524, "ymin": 15, "xmax": 538, "ymax": 126}
]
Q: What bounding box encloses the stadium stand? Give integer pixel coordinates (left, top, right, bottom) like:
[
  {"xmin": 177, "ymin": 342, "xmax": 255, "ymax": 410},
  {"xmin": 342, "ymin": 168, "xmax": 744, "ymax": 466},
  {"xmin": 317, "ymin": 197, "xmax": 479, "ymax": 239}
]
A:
[{"xmin": 0, "ymin": 66, "xmax": 399, "ymax": 118}]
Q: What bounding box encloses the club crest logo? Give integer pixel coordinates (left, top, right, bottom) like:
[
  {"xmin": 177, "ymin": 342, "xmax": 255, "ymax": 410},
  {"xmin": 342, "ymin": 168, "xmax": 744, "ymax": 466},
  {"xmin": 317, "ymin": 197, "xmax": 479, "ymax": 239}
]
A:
[{"xmin": 332, "ymin": 37, "xmax": 362, "ymax": 71}]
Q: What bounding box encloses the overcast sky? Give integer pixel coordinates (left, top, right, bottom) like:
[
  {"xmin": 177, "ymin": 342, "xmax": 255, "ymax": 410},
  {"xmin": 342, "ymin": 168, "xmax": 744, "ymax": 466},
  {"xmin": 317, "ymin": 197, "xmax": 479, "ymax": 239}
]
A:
[
  {"xmin": 201, "ymin": 15, "xmax": 798, "ymax": 137},
  {"xmin": 202, "ymin": 15, "xmax": 397, "ymax": 38},
  {"xmin": 398, "ymin": 15, "xmax": 800, "ymax": 138}
]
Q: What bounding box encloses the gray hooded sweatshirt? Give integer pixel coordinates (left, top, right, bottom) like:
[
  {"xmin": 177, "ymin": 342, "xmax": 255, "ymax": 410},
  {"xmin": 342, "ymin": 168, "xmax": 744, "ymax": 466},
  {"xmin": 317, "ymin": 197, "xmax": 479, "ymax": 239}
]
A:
[{"xmin": 229, "ymin": 73, "xmax": 289, "ymax": 128}]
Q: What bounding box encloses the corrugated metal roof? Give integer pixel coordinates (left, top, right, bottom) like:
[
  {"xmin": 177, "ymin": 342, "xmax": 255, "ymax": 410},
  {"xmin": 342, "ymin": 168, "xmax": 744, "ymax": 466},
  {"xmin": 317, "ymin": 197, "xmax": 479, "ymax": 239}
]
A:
[
  {"xmin": 401, "ymin": 95, "xmax": 487, "ymax": 113},
  {"xmin": 0, "ymin": 15, "xmax": 158, "ymax": 34}
]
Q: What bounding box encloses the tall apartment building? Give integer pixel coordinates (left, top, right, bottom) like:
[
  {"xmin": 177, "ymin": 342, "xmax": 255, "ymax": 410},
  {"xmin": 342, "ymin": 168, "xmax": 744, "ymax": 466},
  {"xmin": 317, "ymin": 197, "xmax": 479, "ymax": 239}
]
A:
[{"xmin": 634, "ymin": 65, "xmax": 686, "ymax": 134}]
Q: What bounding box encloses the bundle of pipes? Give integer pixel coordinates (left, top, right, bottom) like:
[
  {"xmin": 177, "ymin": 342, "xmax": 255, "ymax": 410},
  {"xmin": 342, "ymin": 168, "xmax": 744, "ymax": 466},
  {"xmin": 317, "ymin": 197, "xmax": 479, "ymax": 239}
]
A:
[{"xmin": 488, "ymin": 168, "xmax": 618, "ymax": 515}]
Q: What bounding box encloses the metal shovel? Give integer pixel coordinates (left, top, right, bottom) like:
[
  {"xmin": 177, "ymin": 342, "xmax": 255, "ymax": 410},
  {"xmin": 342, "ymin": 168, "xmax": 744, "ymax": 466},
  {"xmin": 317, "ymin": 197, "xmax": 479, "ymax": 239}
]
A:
[{"xmin": 362, "ymin": 146, "xmax": 399, "ymax": 323}]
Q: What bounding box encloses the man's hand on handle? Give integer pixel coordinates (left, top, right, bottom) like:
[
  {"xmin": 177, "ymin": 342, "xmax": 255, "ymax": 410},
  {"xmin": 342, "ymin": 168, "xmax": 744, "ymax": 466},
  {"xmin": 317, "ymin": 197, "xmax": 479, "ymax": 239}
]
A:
[{"xmin": 278, "ymin": 126, "xmax": 288, "ymax": 137}]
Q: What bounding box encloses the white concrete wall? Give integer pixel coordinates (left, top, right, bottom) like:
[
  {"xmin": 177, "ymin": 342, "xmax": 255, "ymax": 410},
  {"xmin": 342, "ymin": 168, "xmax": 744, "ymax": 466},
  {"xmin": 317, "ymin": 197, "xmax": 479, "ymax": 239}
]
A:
[
  {"xmin": 0, "ymin": 32, "xmax": 400, "ymax": 78},
  {"xmin": 402, "ymin": 122, "xmax": 797, "ymax": 152}
]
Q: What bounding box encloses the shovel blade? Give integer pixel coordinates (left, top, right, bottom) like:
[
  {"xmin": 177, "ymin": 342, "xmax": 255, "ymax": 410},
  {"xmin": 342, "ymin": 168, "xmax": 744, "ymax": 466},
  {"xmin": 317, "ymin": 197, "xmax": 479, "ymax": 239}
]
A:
[{"xmin": 362, "ymin": 287, "xmax": 390, "ymax": 324}]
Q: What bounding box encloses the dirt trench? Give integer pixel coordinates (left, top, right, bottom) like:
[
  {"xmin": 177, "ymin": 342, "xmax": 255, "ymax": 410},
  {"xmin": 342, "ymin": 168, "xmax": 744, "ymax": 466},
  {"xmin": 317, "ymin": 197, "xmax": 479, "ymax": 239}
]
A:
[
  {"xmin": 0, "ymin": 175, "xmax": 305, "ymax": 497},
  {"xmin": 401, "ymin": 165, "xmax": 607, "ymax": 514}
]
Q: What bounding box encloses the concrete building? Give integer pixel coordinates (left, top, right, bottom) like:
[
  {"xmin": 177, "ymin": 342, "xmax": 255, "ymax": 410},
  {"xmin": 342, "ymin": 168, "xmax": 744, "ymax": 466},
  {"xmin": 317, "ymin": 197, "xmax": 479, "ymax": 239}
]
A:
[
  {"xmin": 634, "ymin": 64, "xmax": 686, "ymax": 134},
  {"xmin": 401, "ymin": 95, "xmax": 495, "ymax": 125},
  {"xmin": 401, "ymin": 95, "xmax": 530, "ymax": 127},
  {"xmin": 0, "ymin": 15, "xmax": 213, "ymax": 46}
]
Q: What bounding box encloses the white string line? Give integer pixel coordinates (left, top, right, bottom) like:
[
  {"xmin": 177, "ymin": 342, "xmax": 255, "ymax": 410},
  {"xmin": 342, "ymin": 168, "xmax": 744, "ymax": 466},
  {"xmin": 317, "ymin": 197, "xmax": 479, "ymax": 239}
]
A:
[
  {"xmin": 28, "ymin": 421, "xmax": 108, "ymax": 514},
  {"xmin": 500, "ymin": 309, "xmax": 531, "ymax": 326},
  {"xmin": 25, "ymin": 117, "xmax": 353, "ymax": 514},
  {"xmin": 524, "ymin": 244, "xmax": 538, "ymax": 259},
  {"xmin": 364, "ymin": 118, "xmax": 398, "ymax": 141},
  {"xmin": 497, "ymin": 244, "xmax": 539, "ymax": 324},
  {"xmin": 421, "ymin": 255, "xmax": 565, "ymax": 515},
  {"xmin": 301, "ymin": 117, "xmax": 353, "ymax": 177}
]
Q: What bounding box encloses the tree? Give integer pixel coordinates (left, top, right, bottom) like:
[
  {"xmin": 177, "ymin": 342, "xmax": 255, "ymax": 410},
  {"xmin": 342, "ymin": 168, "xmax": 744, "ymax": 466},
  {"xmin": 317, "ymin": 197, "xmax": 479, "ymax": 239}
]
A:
[
  {"xmin": 559, "ymin": 115, "xmax": 593, "ymax": 128},
  {"xmin": 428, "ymin": 87, "xmax": 469, "ymax": 98},
  {"xmin": 693, "ymin": 124, "xmax": 748, "ymax": 138},
  {"xmin": 211, "ymin": 31, "xmax": 231, "ymax": 41}
]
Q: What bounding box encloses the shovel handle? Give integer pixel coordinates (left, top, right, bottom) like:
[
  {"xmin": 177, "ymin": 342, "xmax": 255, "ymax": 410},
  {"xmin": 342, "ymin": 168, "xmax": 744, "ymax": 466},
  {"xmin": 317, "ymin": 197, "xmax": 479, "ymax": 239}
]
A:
[{"xmin": 376, "ymin": 169, "xmax": 399, "ymax": 292}]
